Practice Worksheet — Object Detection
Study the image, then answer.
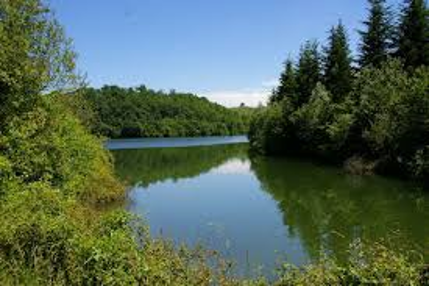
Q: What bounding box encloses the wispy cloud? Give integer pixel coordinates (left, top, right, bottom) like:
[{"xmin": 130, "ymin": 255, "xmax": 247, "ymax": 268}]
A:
[
  {"xmin": 261, "ymin": 78, "xmax": 279, "ymax": 88},
  {"xmin": 201, "ymin": 89, "xmax": 269, "ymax": 107},
  {"xmin": 200, "ymin": 79, "xmax": 278, "ymax": 108}
]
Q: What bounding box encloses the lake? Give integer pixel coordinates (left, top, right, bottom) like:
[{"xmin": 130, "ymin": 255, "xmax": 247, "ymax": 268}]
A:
[
  {"xmin": 110, "ymin": 136, "xmax": 429, "ymax": 278},
  {"xmin": 106, "ymin": 135, "xmax": 249, "ymax": 150}
]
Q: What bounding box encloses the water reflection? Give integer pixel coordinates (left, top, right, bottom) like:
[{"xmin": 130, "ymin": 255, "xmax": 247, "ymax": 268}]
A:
[
  {"xmin": 212, "ymin": 159, "xmax": 251, "ymax": 175},
  {"xmin": 111, "ymin": 141, "xmax": 429, "ymax": 277},
  {"xmin": 113, "ymin": 143, "xmax": 247, "ymax": 187},
  {"xmin": 250, "ymin": 156, "xmax": 429, "ymax": 263}
]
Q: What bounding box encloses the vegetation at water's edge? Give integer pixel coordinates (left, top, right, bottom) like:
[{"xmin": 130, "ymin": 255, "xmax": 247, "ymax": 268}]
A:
[
  {"xmin": 249, "ymin": 0, "xmax": 429, "ymax": 183},
  {"xmin": 0, "ymin": 0, "xmax": 237, "ymax": 284},
  {"xmin": 81, "ymin": 86, "xmax": 252, "ymax": 138},
  {"xmin": 0, "ymin": 0, "xmax": 428, "ymax": 284}
]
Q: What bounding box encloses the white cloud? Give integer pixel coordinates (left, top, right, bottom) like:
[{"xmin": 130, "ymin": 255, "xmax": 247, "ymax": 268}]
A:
[
  {"xmin": 261, "ymin": 78, "xmax": 279, "ymax": 88},
  {"xmin": 201, "ymin": 89, "xmax": 269, "ymax": 107},
  {"xmin": 200, "ymin": 79, "xmax": 278, "ymax": 108},
  {"xmin": 212, "ymin": 159, "xmax": 251, "ymax": 175}
]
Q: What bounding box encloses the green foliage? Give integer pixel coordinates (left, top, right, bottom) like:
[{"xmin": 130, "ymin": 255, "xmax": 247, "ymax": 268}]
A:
[
  {"xmin": 350, "ymin": 62, "xmax": 429, "ymax": 176},
  {"xmin": 296, "ymin": 41, "xmax": 322, "ymax": 106},
  {"xmin": 270, "ymin": 59, "xmax": 298, "ymax": 105},
  {"xmin": 274, "ymin": 243, "xmax": 423, "ymax": 285},
  {"xmin": 396, "ymin": 0, "xmax": 429, "ymax": 68},
  {"xmin": 83, "ymin": 85, "xmax": 251, "ymax": 138},
  {"xmin": 0, "ymin": 0, "xmax": 240, "ymax": 283},
  {"xmin": 251, "ymin": 0, "xmax": 429, "ymax": 182},
  {"xmin": 358, "ymin": 0, "xmax": 393, "ymax": 67},
  {"xmin": 250, "ymin": 59, "xmax": 429, "ymax": 181},
  {"xmin": 53, "ymin": 91, "xmax": 98, "ymax": 132},
  {"xmin": 249, "ymin": 102, "xmax": 292, "ymax": 156},
  {"xmin": 352, "ymin": 60, "xmax": 410, "ymax": 156},
  {"xmin": 1, "ymin": 103, "xmax": 426, "ymax": 285},
  {"xmin": 0, "ymin": 97, "xmax": 124, "ymax": 203},
  {"xmin": 293, "ymin": 83, "xmax": 348, "ymax": 156},
  {"xmin": 323, "ymin": 22, "xmax": 353, "ymax": 101},
  {"xmin": 0, "ymin": 0, "xmax": 78, "ymax": 122},
  {"xmin": 0, "ymin": 187, "xmax": 237, "ymax": 285},
  {"xmin": 0, "ymin": 94, "xmax": 238, "ymax": 284},
  {"xmin": 1, "ymin": 0, "xmax": 428, "ymax": 284}
]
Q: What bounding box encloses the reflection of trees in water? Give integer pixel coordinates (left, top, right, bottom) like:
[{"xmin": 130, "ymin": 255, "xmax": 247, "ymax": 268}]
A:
[
  {"xmin": 113, "ymin": 145, "xmax": 429, "ymax": 263},
  {"xmin": 112, "ymin": 144, "xmax": 248, "ymax": 187},
  {"xmin": 249, "ymin": 156, "xmax": 429, "ymax": 263}
]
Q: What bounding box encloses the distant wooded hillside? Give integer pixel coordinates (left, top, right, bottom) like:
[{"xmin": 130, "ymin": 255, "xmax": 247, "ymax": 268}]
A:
[{"xmin": 83, "ymin": 85, "xmax": 253, "ymax": 138}]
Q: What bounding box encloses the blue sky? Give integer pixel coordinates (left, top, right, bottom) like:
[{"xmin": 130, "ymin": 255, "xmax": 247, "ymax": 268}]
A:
[{"xmin": 51, "ymin": 0, "xmax": 401, "ymax": 107}]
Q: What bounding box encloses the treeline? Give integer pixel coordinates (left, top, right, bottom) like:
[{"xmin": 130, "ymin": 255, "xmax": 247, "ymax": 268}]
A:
[
  {"xmin": 83, "ymin": 86, "xmax": 251, "ymax": 138},
  {"xmin": 250, "ymin": 0, "xmax": 429, "ymax": 181}
]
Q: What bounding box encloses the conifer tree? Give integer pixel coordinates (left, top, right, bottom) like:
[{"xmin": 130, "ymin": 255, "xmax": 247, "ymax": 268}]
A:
[
  {"xmin": 359, "ymin": 0, "xmax": 393, "ymax": 67},
  {"xmin": 296, "ymin": 40, "xmax": 321, "ymax": 106},
  {"xmin": 323, "ymin": 22, "xmax": 353, "ymax": 102},
  {"xmin": 270, "ymin": 59, "xmax": 298, "ymax": 105},
  {"xmin": 396, "ymin": 0, "xmax": 429, "ymax": 68}
]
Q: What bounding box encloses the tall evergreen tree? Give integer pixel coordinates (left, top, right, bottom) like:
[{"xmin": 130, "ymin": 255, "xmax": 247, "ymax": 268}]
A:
[
  {"xmin": 270, "ymin": 59, "xmax": 298, "ymax": 105},
  {"xmin": 359, "ymin": 0, "xmax": 393, "ymax": 67},
  {"xmin": 296, "ymin": 40, "xmax": 321, "ymax": 106},
  {"xmin": 396, "ymin": 0, "xmax": 429, "ymax": 68},
  {"xmin": 323, "ymin": 22, "xmax": 353, "ymax": 102}
]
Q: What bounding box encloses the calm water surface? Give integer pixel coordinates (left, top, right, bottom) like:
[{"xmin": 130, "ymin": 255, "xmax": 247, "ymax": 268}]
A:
[
  {"xmin": 106, "ymin": 135, "xmax": 248, "ymax": 150},
  {"xmin": 110, "ymin": 137, "xmax": 429, "ymax": 277}
]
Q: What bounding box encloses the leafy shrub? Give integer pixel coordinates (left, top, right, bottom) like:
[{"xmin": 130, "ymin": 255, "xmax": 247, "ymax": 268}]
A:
[
  {"xmin": 250, "ymin": 60, "xmax": 429, "ymax": 180},
  {"xmin": 275, "ymin": 243, "xmax": 423, "ymax": 285},
  {"xmin": 0, "ymin": 97, "xmax": 124, "ymax": 203}
]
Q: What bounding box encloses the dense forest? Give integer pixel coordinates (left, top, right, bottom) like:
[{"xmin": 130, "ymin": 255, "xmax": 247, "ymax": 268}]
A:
[
  {"xmin": 249, "ymin": 0, "xmax": 429, "ymax": 182},
  {"xmin": 0, "ymin": 0, "xmax": 428, "ymax": 284},
  {"xmin": 82, "ymin": 86, "xmax": 251, "ymax": 138}
]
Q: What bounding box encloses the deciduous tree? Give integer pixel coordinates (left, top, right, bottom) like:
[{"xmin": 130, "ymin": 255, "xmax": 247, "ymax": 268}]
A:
[{"xmin": 0, "ymin": 0, "xmax": 78, "ymax": 122}]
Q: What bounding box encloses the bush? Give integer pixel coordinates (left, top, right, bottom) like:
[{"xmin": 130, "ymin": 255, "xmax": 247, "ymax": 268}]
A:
[
  {"xmin": 0, "ymin": 95, "xmax": 238, "ymax": 285},
  {"xmin": 0, "ymin": 97, "xmax": 124, "ymax": 203},
  {"xmin": 249, "ymin": 60, "xmax": 429, "ymax": 180},
  {"xmin": 275, "ymin": 243, "xmax": 423, "ymax": 285},
  {"xmin": 0, "ymin": 187, "xmax": 235, "ymax": 285}
]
